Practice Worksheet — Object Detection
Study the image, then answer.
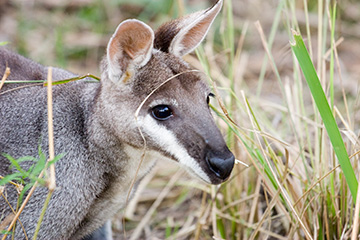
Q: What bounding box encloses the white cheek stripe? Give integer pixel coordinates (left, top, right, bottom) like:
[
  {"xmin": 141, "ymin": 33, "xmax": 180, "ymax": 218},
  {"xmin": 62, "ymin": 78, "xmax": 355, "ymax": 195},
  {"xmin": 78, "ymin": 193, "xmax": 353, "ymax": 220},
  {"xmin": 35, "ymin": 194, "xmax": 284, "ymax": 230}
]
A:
[{"xmin": 139, "ymin": 115, "xmax": 211, "ymax": 183}]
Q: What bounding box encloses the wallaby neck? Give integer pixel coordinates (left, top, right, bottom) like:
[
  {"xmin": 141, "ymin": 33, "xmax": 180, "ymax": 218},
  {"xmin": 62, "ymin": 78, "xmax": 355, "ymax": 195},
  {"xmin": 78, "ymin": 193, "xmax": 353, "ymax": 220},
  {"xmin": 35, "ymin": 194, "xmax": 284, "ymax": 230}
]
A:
[{"xmin": 75, "ymin": 94, "xmax": 158, "ymax": 237}]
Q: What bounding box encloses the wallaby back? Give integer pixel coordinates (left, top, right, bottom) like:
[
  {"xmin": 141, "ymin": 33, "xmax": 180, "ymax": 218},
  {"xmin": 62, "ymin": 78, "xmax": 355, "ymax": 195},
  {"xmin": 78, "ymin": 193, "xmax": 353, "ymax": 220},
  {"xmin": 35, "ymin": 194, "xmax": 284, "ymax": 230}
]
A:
[{"xmin": 0, "ymin": 1, "xmax": 234, "ymax": 239}]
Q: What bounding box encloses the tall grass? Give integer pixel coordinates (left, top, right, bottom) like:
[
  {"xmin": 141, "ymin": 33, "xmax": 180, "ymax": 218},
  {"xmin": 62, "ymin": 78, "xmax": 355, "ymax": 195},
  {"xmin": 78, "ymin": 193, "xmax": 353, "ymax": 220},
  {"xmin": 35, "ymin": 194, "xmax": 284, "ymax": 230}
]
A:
[{"xmin": 193, "ymin": 0, "xmax": 359, "ymax": 239}]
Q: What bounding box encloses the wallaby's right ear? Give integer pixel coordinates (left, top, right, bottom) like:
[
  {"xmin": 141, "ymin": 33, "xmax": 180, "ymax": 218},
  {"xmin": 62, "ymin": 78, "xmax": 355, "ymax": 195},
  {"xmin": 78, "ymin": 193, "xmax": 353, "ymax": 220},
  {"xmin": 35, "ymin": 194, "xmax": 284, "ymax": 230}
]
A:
[
  {"xmin": 154, "ymin": 0, "xmax": 222, "ymax": 57},
  {"xmin": 106, "ymin": 19, "xmax": 154, "ymax": 83}
]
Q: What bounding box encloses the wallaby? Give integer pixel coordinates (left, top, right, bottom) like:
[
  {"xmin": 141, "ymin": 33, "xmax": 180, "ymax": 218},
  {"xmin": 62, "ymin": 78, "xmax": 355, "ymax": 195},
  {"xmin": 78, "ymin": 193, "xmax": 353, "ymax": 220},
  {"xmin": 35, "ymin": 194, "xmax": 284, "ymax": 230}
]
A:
[{"xmin": 0, "ymin": 0, "xmax": 234, "ymax": 239}]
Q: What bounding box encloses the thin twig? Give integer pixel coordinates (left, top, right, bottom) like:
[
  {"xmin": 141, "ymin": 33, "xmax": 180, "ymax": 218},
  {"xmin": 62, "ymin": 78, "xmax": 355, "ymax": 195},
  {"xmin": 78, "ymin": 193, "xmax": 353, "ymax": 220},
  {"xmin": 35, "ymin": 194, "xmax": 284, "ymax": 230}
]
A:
[
  {"xmin": 0, "ymin": 176, "xmax": 23, "ymax": 188},
  {"xmin": 32, "ymin": 192, "xmax": 52, "ymax": 240},
  {"xmin": 0, "ymin": 73, "xmax": 100, "ymax": 96},
  {"xmin": 0, "ymin": 67, "xmax": 10, "ymax": 90},
  {"xmin": 32, "ymin": 67, "xmax": 57, "ymax": 240},
  {"xmin": 351, "ymin": 174, "xmax": 360, "ymax": 240},
  {"xmin": 211, "ymin": 185, "xmax": 219, "ymax": 239},
  {"xmin": 0, "ymin": 83, "xmax": 43, "ymax": 96},
  {"xmin": 0, "ymin": 192, "xmax": 27, "ymax": 239},
  {"xmin": 2, "ymin": 177, "xmax": 42, "ymax": 240},
  {"xmin": 194, "ymin": 191, "xmax": 208, "ymax": 240},
  {"xmin": 46, "ymin": 67, "xmax": 56, "ymax": 191}
]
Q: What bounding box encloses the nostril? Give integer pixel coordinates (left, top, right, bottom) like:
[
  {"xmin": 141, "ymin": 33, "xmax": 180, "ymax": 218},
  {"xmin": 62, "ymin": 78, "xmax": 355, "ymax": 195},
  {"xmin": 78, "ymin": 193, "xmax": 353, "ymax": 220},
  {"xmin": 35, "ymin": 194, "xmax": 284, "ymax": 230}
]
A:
[
  {"xmin": 207, "ymin": 155, "xmax": 235, "ymax": 180},
  {"xmin": 207, "ymin": 158, "xmax": 222, "ymax": 178}
]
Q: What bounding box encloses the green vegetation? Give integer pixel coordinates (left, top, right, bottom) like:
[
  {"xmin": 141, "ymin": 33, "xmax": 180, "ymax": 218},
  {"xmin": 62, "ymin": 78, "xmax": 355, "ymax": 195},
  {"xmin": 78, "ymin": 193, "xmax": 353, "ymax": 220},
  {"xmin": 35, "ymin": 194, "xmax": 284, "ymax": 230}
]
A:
[{"xmin": 291, "ymin": 31, "xmax": 358, "ymax": 201}]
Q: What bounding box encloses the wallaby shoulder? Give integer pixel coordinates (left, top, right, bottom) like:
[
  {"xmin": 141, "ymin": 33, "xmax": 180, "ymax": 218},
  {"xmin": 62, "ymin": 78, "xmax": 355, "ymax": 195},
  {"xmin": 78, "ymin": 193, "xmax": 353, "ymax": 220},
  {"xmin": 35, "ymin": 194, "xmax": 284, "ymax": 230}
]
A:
[
  {"xmin": 0, "ymin": 47, "xmax": 47, "ymax": 81},
  {"xmin": 0, "ymin": 48, "xmax": 108, "ymax": 239},
  {"xmin": 0, "ymin": 47, "xmax": 81, "ymax": 87}
]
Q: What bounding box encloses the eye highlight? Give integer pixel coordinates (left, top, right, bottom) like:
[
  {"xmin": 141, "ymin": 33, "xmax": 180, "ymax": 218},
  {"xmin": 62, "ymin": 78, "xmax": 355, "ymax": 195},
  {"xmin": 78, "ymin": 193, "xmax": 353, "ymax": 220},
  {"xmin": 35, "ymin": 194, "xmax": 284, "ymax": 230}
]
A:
[
  {"xmin": 151, "ymin": 105, "xmax": 173, "ymax": 121},
  {"xmin": 207, "ymin": 93, "xmax": 215, "ymax": 105}
]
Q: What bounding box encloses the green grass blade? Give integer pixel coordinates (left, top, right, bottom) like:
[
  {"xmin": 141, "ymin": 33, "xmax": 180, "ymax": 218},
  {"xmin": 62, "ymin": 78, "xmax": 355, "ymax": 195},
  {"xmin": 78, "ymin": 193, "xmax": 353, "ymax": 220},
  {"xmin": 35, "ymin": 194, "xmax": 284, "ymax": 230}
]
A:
[
  {"xmin": 44, "ymin": 74, "xmax": 100, "ymax": 86},
  {"xmin": 329, "ymin": 3, "xmax": 336, "ymax": 109},
  {"xmin": 4, "ymin": 74, "xmax": 100, "ymax": 86},
  {"xmin": 0, "ymin": 172, "xmax": 23, "ymax": 186},
  {"xmin": 290, "ymin": 30, "xmax": 358, "ymax": 201}
]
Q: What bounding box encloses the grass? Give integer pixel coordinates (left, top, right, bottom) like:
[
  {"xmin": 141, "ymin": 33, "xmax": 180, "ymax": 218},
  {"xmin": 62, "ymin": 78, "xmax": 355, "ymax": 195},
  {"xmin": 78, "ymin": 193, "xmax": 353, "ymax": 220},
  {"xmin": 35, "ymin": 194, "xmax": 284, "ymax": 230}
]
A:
[
  {"xmin": 1, "ymin": 0, "xmax": 360, "ymax": 239},
  {"xmin": 291, "ymin": 30, "xmax": 357, "ymax": 201},
  {"xmin": 193, "ymin": 0, "xmax": 360, "ymax": 239}
]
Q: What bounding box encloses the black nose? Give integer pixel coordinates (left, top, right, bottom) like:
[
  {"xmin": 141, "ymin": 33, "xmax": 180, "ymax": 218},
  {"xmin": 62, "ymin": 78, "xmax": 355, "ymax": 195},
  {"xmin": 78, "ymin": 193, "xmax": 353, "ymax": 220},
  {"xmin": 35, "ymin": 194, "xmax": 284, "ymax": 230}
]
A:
[{"xmin": 206, "ymin": 153, "xmax": 235, "ymax": 180}]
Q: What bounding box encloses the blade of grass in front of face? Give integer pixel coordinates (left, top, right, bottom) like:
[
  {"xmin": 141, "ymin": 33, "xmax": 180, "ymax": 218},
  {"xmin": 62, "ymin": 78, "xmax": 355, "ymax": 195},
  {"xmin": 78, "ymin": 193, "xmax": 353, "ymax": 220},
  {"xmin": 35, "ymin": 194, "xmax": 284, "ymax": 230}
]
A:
[{"xmin": 290, "ymin": 31, "xmax": 358, "ymax": 201}]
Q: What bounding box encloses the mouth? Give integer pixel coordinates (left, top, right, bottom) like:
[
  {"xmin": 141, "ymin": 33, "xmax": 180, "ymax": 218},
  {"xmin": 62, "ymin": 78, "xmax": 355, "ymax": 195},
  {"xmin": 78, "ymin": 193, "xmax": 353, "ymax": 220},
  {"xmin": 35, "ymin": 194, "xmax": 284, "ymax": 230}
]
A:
[
  {"xmin": 183, "ymin": 157, "xmax": 234, "ymax": 185},
  {"xmin": 162, "ymin": 148, "xmax": 235, "ymax": 185},
  {"xmin": 174, "ymin": 150, "xmax": 235, "ymax": 185}
]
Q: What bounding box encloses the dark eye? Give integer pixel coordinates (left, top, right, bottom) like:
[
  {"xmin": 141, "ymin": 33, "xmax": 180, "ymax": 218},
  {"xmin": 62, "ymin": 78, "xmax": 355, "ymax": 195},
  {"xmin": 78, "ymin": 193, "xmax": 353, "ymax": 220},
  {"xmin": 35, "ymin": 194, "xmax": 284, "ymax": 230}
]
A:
[
  {"xmin": 151, "ymin": 105, "xmax": 173, "ymax": 121},
  {"xmin": 207, "ymin": 93, "xmax": 215, "ymax": 105}
]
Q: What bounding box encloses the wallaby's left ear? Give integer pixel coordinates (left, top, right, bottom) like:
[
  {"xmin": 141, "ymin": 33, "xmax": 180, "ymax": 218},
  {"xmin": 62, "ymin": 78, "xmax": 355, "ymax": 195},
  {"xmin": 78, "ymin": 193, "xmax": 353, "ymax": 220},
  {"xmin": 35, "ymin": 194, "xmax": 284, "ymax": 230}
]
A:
[
  {"xmin": 106, "ymin": 19, "xmax": 154, "ymax": 83},
  {"xmin": 154, "ymin": 0, "xmax": 223, "ymax": 57}
]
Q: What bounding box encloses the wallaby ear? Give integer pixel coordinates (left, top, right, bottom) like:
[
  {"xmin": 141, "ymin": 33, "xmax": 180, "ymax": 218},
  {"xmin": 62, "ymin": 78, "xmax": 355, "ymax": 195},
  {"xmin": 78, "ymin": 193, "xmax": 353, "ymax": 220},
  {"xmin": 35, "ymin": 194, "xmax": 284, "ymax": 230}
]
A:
[
  {"xmin": 107, "ymin": 19, "xmax": 154, "ymax": 83},
  {"xmin": 154, "ymin": 0, "xmax": 222, "ymax": 57}
]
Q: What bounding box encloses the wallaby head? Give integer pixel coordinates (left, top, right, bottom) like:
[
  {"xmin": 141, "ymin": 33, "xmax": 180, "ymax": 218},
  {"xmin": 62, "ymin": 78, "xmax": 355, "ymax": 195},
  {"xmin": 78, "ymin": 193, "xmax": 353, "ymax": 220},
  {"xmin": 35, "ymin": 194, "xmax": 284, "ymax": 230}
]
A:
[{"xmin": 98, "ymin": 0, "xmax": 234, "ymax": 184}]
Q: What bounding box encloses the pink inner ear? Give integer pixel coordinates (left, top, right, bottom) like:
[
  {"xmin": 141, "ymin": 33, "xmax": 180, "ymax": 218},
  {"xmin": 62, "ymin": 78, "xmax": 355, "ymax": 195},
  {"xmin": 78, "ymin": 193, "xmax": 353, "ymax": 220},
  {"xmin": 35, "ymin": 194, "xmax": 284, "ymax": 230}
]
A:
[
  {"xmin": 109, "ymin": 21, "xmax": 153, "ymax": 62},
  {"xmin": 170, "ymin": 1, "xmax": 222, "ymax": 56},
  {"xmin": 181, "ymin": 18, "xmax": 213, "ymax": 52}
]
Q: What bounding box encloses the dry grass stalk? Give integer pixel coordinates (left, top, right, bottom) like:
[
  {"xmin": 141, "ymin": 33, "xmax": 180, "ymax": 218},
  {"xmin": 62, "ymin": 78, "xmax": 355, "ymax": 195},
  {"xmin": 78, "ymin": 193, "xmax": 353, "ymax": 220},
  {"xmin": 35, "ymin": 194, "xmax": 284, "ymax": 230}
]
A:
[
  {"xmin": 129, "ymin": 170, "xmax": 183, "ymax": 240},
  {"xmin": 1, "ymin": 172, "xmax": 43, "ymax": 239},
  {"xmin": 32, "ymin": 67, "xmax": 58, "ymax": 239},
  {"xmin": 0, "ymin": 67, "xmax": 10, "ymax": 90},
  {"xmin": 351, "ymin": 178, "xmax": 360, "ymax": 240},
  {"xmin": 46, "ymin": 67, "xmax": 56, "ymax": 191}
]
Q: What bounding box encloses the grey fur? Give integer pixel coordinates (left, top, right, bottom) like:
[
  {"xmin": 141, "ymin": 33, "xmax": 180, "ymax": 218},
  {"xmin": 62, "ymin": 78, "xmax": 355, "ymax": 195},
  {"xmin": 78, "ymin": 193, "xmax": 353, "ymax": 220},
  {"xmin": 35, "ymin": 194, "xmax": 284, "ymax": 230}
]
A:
[{"xmin": 0, "ymin": 0, "xmax": 234, "ymax": 239}]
